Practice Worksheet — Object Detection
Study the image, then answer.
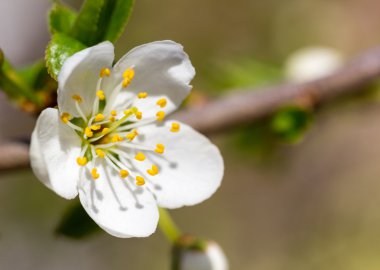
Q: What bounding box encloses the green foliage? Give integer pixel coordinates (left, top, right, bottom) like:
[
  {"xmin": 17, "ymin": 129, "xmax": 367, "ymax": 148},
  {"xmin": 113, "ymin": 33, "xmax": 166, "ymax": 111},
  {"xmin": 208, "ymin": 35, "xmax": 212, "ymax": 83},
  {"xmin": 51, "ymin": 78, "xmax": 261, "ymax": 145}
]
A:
[
  {"xmin": 271, "ymin": 106, "xmax": 313, "ymax": 143},
  {"xmin": 45, "ymin": 0, "xmax": 135, "ymax": 81},
  {"xmin": 49, "ymin": 3, "xmax": 77, "ymax": 34},
  {"xmin": 46, "ymin": 33, "xmax": 86, "ymax": 80},
  {"xmin": 69, "ymin": 0, "xmax": 135, "ymax": 46},
  {"xmin": 69, "ymin": 0, "xmax": 105, "ymax": 45},
  {"xmin": 56, "ymin": 200, "xmax": 101, "ymax": 239}
]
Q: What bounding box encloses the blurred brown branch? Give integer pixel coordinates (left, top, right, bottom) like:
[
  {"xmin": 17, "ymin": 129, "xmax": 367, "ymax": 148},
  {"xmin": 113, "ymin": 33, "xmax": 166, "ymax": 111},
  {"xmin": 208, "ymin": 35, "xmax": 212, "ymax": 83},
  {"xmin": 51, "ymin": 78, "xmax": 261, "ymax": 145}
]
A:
[{"xmin": 2, "ymin": 46, "xmax": 380, "ymax": 171}]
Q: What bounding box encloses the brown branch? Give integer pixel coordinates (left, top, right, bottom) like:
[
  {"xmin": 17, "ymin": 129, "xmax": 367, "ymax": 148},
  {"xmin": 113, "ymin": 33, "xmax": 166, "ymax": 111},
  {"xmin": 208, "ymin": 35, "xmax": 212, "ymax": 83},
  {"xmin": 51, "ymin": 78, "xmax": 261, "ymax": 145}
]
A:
[
  {"xmin": 172, "ymin": 46, "xmax": 380, "ymax": 134},
  {"xmin": 2, "ymin": 46, "xmax": 380, "ymax": 171}
]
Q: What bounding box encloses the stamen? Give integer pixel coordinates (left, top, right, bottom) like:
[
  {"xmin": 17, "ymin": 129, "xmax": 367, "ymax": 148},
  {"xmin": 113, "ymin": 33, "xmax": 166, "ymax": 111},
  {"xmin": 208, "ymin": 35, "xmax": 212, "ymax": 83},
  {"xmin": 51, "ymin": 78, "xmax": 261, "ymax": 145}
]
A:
[
  {"xmin": 99, "ymin": 68, "xmax": 111, "ymax": 78},
  {"xmin": 156, "ymin": 111, "xmax": 165, "ymax": 121},
  {"xmin": 135, "ymin": 111, "xmax": 142, "ymax": 120},
  {"xmin": 111, "ymin": 134, "xmax": 124, "ymax": 143},
  {"xmin": 126, "ymin": 129, "xmax": 138, "ymax": 141},
  {"xmin": 147, "ymin": 165, "xmax": 159, "ymax": 176},
  {"xmin": 91, "ymin": 168, "xmax": 100, "ymax": 180},
  {"xmin": 135, "ymin": 152, "xmax": 146, "ymax": 161},
  {"xmin": 111, "ymin": 110, "xmax": 117, "ymax": 117},
  {"xmin": 95, "ymin": 113, "xmax": 105, "ymax": 122},
  {"xmin": 120, "ymin": 169, "xmax": 129, "ymax": 179},
  {"xmin": 135, "ymin": 176, "xmax": 145, "ymax": 186},
  {"xmin": 154, "ymin": 143, "xmax": 165, "ymax": 154},
  {"xmin": 122, "ymin": 68, "xmax": 135, "ymax": 88},
  {"xmin": 156, "ymin": 98, "xmax": 167, "ymax": 108},
  {"xmin": 137, "ymin": 92, "xmax": 148, "ymax": 99},
  {"xmin": 72, "ymin": 95, "xmax": 83, "ymax": 103},
  {"xmin": 96, "ymin": 90, "xmax": 105, "ymax": 101},
  {"xmin": 85, "ymin": 127, "xmax": 94, "ymax": 138},
  {"xmin": 60, "ymin": 112, "xmax": 71, "ymax": 123},
  {"xmin": 76, "ymin": 157, "xmax": 88, "ymax": 166},
  {"xmin": 95, "ymin": 149, "xmax": 105, "ymax": 158},
  {"xmin": 170, "ymin": 122, "xmax": 180, "ymax": 132},
  {"xmin": 91, "ymin": 125, "xmax": 101, "ymax": 131},
  {"xmin": 109, "ymin": 116, "xmax": 116, "ymax": 122},
  {"xmin": 101, "ymin": 127, "xmax": 110, "ymax": 135}
]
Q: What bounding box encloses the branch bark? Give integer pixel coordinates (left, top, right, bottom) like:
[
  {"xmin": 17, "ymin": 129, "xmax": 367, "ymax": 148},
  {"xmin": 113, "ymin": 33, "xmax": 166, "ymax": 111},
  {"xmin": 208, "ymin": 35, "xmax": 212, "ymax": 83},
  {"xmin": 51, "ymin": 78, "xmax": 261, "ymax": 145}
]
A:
[{"xmin": 2, "ymin": 46, "xmax": 380, "ymax": 171}]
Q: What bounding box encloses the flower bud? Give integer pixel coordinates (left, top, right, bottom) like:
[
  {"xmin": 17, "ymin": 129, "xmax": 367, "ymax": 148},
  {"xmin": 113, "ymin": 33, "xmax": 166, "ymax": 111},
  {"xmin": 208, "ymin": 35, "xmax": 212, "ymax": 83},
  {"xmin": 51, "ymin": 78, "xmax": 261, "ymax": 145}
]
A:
[
  {"xmin": 173, "ymin": 237, "xmax": 229, "ymax": 270},
  {"xmin": 285, "ymin": 46, "xmax": 344, "ymax": 83}
]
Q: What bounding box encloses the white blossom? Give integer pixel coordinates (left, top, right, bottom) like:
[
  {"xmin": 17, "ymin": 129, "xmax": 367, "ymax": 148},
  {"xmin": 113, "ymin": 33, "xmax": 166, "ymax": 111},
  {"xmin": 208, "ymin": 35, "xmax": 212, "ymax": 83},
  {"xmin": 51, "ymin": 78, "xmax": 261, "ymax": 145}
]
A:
[{"xmin": 30, "ymin": 41, "xmax": 224, "ymax": 238}]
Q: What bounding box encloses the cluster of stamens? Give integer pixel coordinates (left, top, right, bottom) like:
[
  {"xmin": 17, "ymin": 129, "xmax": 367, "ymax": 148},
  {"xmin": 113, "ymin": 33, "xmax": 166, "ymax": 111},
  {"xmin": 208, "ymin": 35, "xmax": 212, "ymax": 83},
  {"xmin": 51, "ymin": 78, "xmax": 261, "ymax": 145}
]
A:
[{"xmin": 60, "ymin": 67, "xmax": 181, "ymax": 186}]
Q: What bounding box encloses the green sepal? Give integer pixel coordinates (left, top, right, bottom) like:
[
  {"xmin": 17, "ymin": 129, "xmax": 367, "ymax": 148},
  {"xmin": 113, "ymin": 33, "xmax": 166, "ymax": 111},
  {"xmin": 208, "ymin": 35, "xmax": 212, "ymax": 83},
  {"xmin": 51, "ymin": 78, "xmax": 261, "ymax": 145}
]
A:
[
  {"xmin": 45, "ymin": 33, "xmax": 86, "ymax": 80},
  {"xmin": 56, "ymin": 200, "xmax": 101, "ymax": 239}
]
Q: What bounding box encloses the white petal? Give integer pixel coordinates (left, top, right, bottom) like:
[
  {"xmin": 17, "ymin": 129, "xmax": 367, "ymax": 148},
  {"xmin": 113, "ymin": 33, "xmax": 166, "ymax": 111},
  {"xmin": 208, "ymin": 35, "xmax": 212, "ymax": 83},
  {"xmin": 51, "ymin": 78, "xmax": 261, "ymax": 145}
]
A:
[
  {"xmin": 58, "ymin": 41, "xmax": 114, "ymax": 117},
  {"xmin": 131, "ymin": 121, "xmax": 224, "ymax": 209},
  {"xmin": 30, "ymin": 108, "xmax": 81, "ymax": 199},
  {"xmin": 78, "ymin": 160, "xmax": 159, "ymax": 238},
  {"xmin": 105, "ymin": 40, "xmax": 195, "ymax": 118}
]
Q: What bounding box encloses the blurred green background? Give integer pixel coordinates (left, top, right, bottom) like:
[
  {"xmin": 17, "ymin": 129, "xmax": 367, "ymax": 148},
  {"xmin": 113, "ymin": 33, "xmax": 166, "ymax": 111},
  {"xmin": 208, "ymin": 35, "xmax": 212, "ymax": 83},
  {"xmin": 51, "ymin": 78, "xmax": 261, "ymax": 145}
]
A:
[{"xmin": 1, "ymin": 0, "xmax": 380, "ymax": 269}]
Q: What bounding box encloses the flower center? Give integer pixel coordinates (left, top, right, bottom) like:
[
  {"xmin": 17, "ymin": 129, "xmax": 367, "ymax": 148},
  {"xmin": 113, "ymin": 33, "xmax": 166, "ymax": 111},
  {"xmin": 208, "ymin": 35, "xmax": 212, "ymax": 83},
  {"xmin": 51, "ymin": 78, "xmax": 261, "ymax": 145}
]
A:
[{"xmin": 59, "ymin": 67, "xmax": 181, "ymax": 186}]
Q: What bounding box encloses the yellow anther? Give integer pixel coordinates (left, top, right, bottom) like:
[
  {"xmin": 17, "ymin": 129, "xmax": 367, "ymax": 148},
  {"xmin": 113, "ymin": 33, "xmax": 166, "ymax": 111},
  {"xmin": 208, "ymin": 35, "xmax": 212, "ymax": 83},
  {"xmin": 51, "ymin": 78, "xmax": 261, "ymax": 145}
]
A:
[
  {"xmin": 101, "ymin": 127, "xmax": 110, "ymax": 135},
  {"xmin": 154, "ymin": 143, "xmax": 165, "ymax": 154},
  {"xmin": 99, "ymin": 67, "xmax": 111, "ymax": 78},
  {"xmin": 85, "ymin": 127, "xmax": 94, "ymax": 137},
  {"xmin": 147, "ymin": 165, "xmax": 159, "ymax": 176},
  {"xmin": 60, "ymin": 112, "xmax": 71, "ymax": 123},
  {"xmin": 135, "ymin": 152, "xmax": 146, "ymax": 161},
  {"xmin": 109, "ymin": 116, "xmax": 116, "ymax": 122},
  {"xmin": 111, "ymin": 134, "xmax": 124, "ymax": 143},
  {"xmin": 170, "ymin": 122, "xmax": 180, "ymax": 132},
  {"xmin": 123, "ymin": 109, "xmax": 132, "ymax": 116},
  {"xmin": 91, "ymin": 168, "xmax": 100, "ymax": 180},
  {"xmin": 123, "ymin": 68, "xmax": 135, "ymax": 80},
  {"xmin": 95, "ymin": 149, "xmax": 105, "ymax": 158},
  {"xmin": 91, "ymin": 125, "xmax": 101, "ymax": 131},
  {"xmin": 96, "ymin": 90, "xmax": 105, "ymax": 101},
  {"xmin": 76, "ymin": 157, "xmax": 88, "ymax": 166},
  {"xmin": 137, "ymin": 92, "xmax": 148, "ymax": 99},
  {"xmin": 111, "ymin": 110, "xmax": 117, "ymax": 117},
  {"xmin": 156, "ymin": 111, "xmax": 165, "ymax": 121},
  {"xmin": 72, "ymin": 95, "xmax": 83, "ymax": 103},
  {"xmin": 122, "ymin": 68, "xmax": 135, "ymax": 88},
  {"xmin": 156, "ymin": 98, "xmax": 167, "ymax": 108},
  {"xmin": 135, "ymin": 176, "xmax": 145, "ymax": 186},
  {"xmin": 95, "ymin": 113, "xmax": 105, "ymax": 122},
  {"xmin": 135, "ymin": 111, "xmax": 142, "ymax": 120},
  {"xmin": 120, "ymin": 169, "xmax": 129, "ymax": 179},
  {"xmin": 126, "ymin": 132, "xmax": 137, "ymax": 141}
]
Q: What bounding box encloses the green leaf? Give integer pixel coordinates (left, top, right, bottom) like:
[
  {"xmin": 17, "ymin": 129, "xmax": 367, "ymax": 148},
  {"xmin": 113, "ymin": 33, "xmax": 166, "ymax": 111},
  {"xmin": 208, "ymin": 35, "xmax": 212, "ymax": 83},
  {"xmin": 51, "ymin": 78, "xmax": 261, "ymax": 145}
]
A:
[
  {"xmin": 270, "ymin": 106, "xmax": 313, "ymax": 143},
  {"xmin": 56, "ymin": 200, "xmax": 101, "ymax": 239},
  {"xmin": 100, "ymin": 0, "xmax": 135, "ymax": 42},
  {"xmin": 46, "ymin": 33, "xmax": 86, "ymax": 80},
  {"xmin": 69, "ymin": 0, "xmax": 135, "ymax": 46},
  {"xmin": 49, "ymin": 3, "xmax": 77, "ymax": 34},
  {"xmin": 69, "ymin": 0, "xmax": 105, "ymax": 46}
]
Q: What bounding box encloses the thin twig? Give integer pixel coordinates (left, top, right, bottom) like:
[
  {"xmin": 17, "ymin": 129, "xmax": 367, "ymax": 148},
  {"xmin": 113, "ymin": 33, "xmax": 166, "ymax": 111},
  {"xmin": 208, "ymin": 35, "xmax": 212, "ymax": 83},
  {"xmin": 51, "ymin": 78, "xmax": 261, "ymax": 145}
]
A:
[{"xmin": 1, "ymin": 46, "xmax": 380, "ymax": 171}]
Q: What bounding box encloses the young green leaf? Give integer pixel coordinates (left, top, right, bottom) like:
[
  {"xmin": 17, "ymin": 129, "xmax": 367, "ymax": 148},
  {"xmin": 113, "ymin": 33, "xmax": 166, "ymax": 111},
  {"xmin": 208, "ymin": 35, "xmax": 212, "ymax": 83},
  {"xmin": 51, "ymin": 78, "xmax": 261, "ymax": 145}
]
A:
[
  {"xmin": 56, "ymin": 200, "xmax": 101, "ymax": 239},
  {"xmin": 100, "ymin": 0, "xmax": 135, "ymax": 42},
  {"xmin": 69, "ymin": 0, "xmax": 105, "ymax": 46},
  {"xmin": 49, "ymin": 3, "xmax": 77, "ymax": 34},
  {"xmin": 46, "ymin": 33, "xmax": 86, "ymax": 80}
]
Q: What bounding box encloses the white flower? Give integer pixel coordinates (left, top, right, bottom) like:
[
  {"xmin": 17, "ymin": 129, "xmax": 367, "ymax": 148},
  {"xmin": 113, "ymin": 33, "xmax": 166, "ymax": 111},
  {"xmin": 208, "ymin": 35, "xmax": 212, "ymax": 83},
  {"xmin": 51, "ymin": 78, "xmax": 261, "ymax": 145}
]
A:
[
  {"xmin": 179, "ymin": 241, "xmax": 229, "ymax": 270},
  {"xmin": 30, "ymin": 41, "xmax": 224, "ymax": 238},
  {"xmin": 285, "ymin": 46, "xmax": 344, "ymax": 83}
]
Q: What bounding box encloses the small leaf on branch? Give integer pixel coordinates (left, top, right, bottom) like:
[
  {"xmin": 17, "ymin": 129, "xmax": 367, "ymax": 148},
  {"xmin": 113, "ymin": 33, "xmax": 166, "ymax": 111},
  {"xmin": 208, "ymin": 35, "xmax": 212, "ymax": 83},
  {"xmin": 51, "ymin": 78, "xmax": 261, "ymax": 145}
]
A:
[
  {"xmin": 49, "ymin": 3, "xmax": 77, "ymax": 34},
  {"xmin": 46, "ymin": 33, "xmax": 86, "ymax": 80},
  {"xmin": 56, "ymin": 200, "xmax": 101, "ymax": 239}
]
